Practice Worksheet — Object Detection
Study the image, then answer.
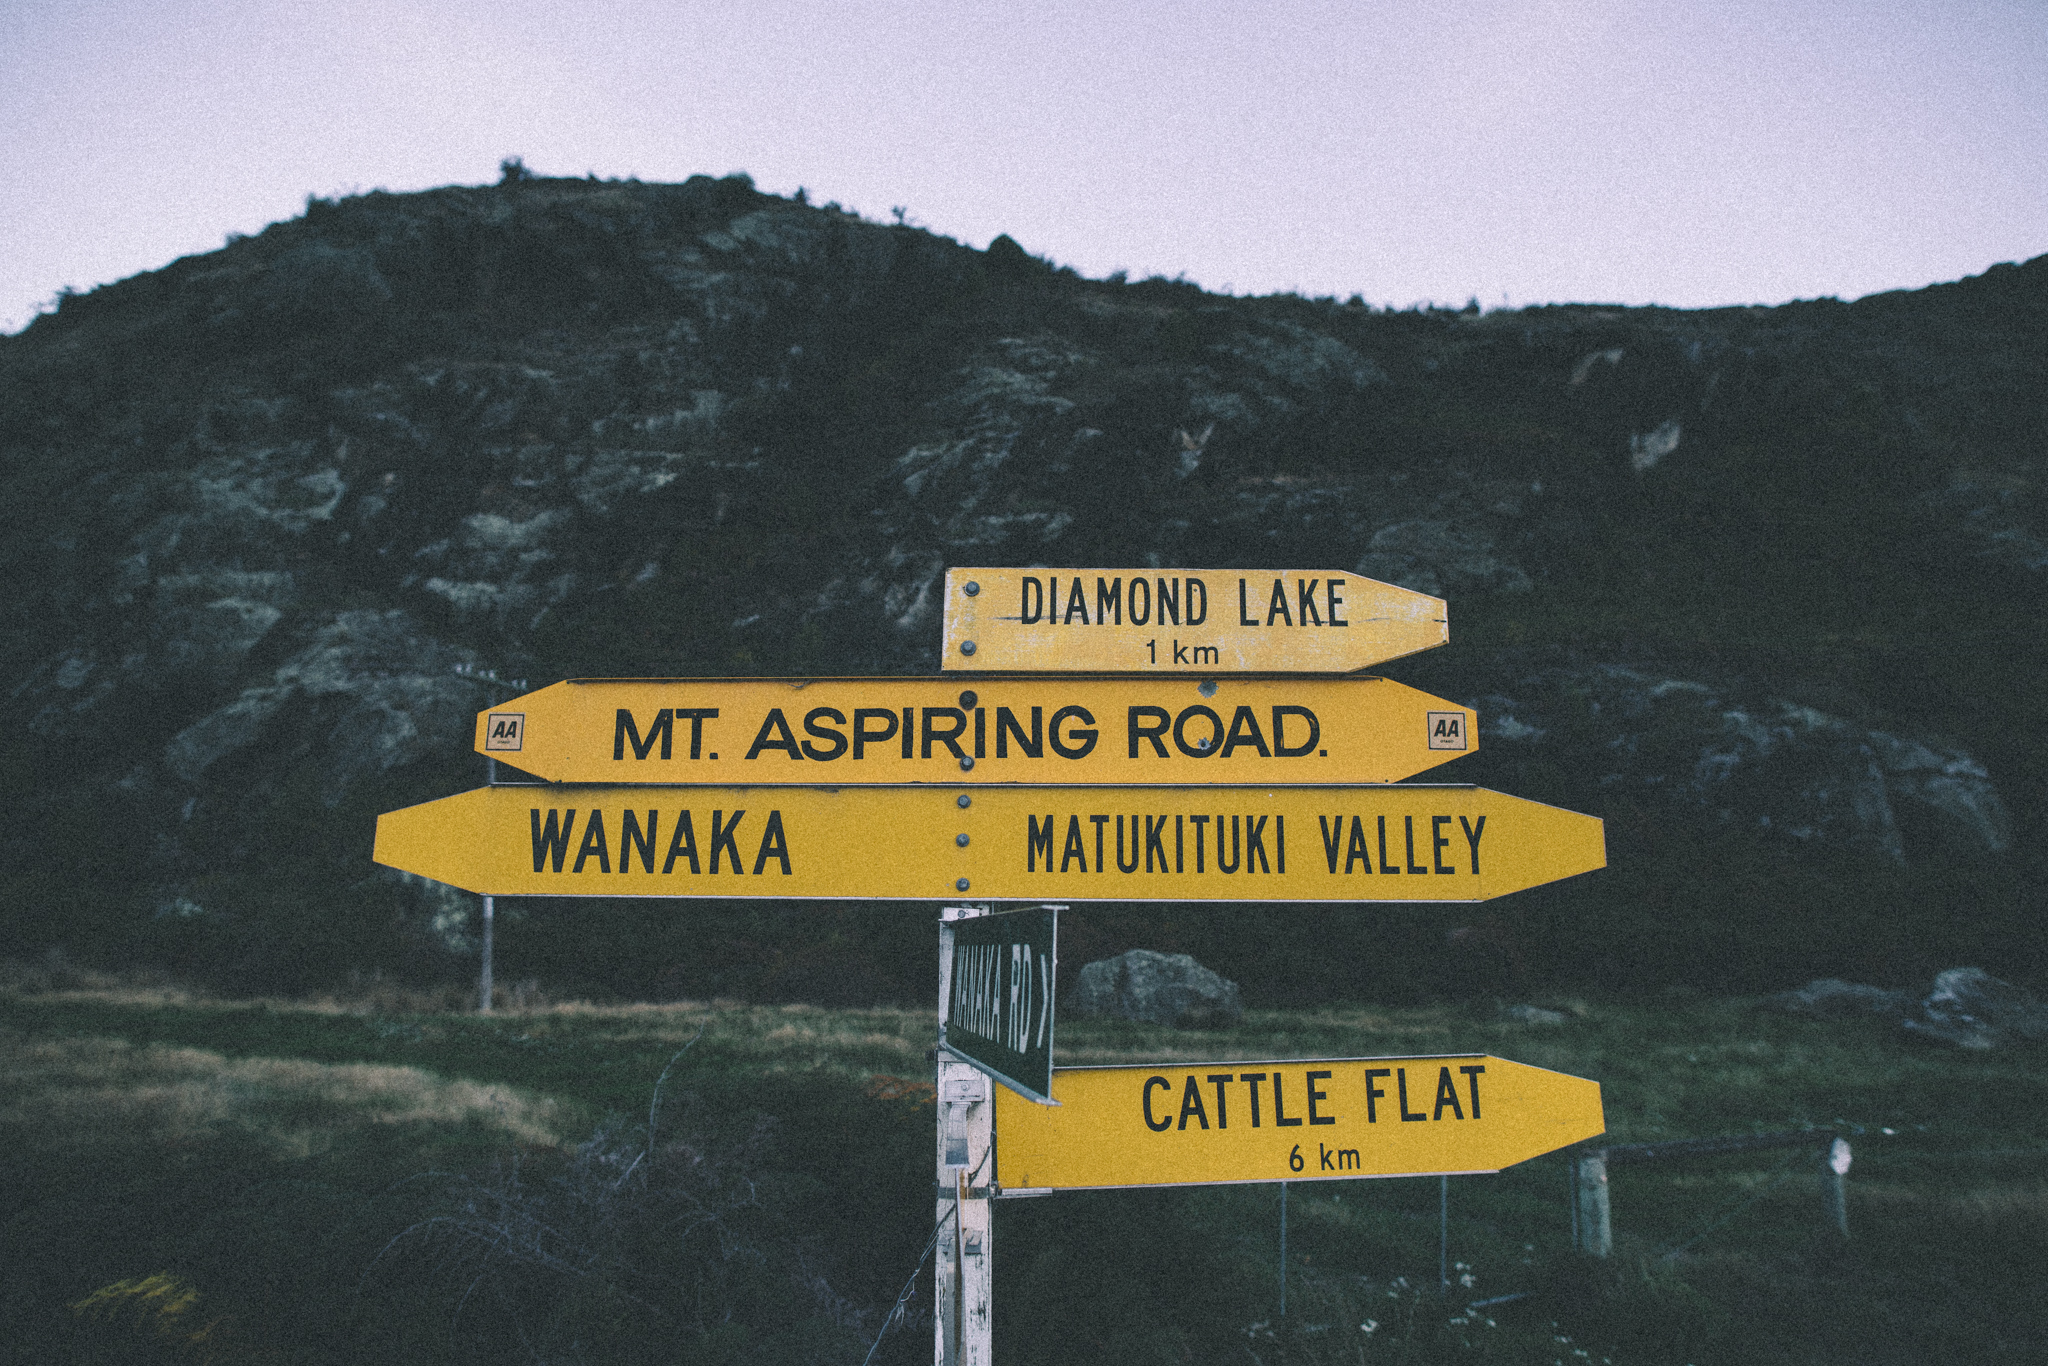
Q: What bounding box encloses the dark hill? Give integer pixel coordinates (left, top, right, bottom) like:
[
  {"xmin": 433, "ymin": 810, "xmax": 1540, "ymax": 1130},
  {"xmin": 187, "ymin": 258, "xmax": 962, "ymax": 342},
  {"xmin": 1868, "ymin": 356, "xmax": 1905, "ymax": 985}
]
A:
[{"xmin": 3, "ymin": 171, "xmax": 2043, "ymax": 1002}]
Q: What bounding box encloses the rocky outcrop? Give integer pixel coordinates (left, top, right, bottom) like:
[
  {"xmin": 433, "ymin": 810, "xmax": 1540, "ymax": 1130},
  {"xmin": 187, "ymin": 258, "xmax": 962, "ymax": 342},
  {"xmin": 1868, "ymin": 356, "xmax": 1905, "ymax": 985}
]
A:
[
  {"xmin": 1068, "ymin": 950, "xmax": 1243, "ymax": 1029},
  {"xmin": 1903, "ymin": 968, "xmax": 2048, "ymax": 1050},
  {"xmin": 0, "ymin": 170, "xmax": 2041, "ymax": 991}
]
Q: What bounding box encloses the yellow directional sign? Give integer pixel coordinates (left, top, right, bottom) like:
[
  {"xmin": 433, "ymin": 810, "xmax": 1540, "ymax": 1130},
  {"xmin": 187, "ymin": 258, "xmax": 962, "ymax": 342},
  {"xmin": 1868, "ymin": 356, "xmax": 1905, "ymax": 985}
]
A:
[
  {"xmin": 472, "ymin": 676, "xmax": 1477, "ymax": 785},
  {"xmin": 373, "ymin": 785, "xmax": 1602, "ymax": 902},
  {"xmin": 994, "ymin": 1055, "xmax": 1603, "ymax": 1190},
  {"xmin": 939, "ymin": 568, "xmax": 1447, "ymax": 673}
]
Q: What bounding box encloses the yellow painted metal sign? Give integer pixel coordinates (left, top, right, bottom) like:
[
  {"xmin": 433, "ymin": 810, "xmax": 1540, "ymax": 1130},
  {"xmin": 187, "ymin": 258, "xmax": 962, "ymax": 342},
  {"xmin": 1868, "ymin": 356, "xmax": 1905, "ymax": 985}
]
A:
[
  {"xmin": 372, "ymin": 785, "xmax": 1602, "ymax": 901},
  {"xmin": 939, "ymin": 568, "xmax": 1447, "ymax": 673},
  {"xmin": 994, "ymin": 1055, "xmax": 1603, "ymax": 1189},
  {"xmin": 473, "ymin": 676, "xmax": 1477, "ymax": 785}
]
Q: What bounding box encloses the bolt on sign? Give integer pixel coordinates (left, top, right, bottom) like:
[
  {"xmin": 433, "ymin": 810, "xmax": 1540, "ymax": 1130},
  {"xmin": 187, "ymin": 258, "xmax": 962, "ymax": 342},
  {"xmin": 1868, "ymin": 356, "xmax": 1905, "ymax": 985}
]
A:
[
  {"xmin": 940, "ymin": 568, "xmax": 1447, "ymax": 673},
  {"xmin": 993, "ymin": 1055, "xmax": 1604, "ymax": 1190},
  {"xmin": 372, "ymin": 784, "xmax": 1604, "ymax": 902},
  {"xmin": 470, "ymin": 676, "xmax": 1477, "ymax": 785},
  {"xmin": 942, "ymin": 906, "xmax": 1058, "ymax": 1105}
]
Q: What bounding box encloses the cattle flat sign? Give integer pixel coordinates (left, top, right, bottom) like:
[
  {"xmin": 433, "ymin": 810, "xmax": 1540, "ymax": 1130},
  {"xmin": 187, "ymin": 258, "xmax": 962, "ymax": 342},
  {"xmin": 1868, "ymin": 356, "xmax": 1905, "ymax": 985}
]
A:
[
  {"xmin": 471, "ymin": 676, "xmax": 1476, "ymax": 786},
  {"xmin": 994, "ymin": 1055, "xmax": 1603, "ymax": 1190},
  {"xmin": 939, "ymin": 568, "xmax": 1446, "ymax": 673},
  {"xmin": 942, "ymin": 906, "xmax": 1058, "ymax": 1104},
  {"xmin": 372, "ymin": 784, "xmax": 1602, "ymax": 902}
]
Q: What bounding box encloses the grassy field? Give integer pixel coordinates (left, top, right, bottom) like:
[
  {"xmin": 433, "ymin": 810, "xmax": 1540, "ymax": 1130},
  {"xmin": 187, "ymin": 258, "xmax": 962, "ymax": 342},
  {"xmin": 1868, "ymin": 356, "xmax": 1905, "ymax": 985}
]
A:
[{"xmin": 2, "ymin": 968, "xmax": 2043, "ymax": 1365}]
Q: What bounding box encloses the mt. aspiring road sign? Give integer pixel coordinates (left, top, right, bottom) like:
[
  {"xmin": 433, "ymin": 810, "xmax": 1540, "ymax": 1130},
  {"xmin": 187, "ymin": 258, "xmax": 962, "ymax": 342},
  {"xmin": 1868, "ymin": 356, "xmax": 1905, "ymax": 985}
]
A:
[
  {"xmin": 472, "ymin": 676, "xmax": 1477, "ymax": 785},
  {"xmin": 371, "ymin": 784, "xmax": 1603, "ymax": 902},
  {"xmin": 940, "ymin": 568, "xmax": 1447, "ymax": 673},
  {"xmin": 994, "ymin": 1055, "xmax": 1604, "ymax": 1191},
  {"xmin": 941, "ymin": 906, "xmax": 1058, "ymax": 1104}
]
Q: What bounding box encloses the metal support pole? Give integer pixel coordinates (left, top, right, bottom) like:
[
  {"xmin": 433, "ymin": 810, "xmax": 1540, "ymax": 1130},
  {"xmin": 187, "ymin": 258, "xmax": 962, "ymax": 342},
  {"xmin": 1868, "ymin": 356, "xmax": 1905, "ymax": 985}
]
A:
[
  {"xmin": 478, "ymin": 895, "xmax": 494, "ymax": 1013},
  {"xmin": 936, "ymin": 906, "xmax": 993, "ymax": 1366},
  {"xmin": 1575, "ymin": 1150, "xmax": 1612, "ymax": 1257},
  {"xmin": 1278, "ymin": 1181, "xmax": 1288, "ymax": 1317},
  {"xmin": 1440, "ymin": 1175, "xmax": 1450, "ymax": 1291}
]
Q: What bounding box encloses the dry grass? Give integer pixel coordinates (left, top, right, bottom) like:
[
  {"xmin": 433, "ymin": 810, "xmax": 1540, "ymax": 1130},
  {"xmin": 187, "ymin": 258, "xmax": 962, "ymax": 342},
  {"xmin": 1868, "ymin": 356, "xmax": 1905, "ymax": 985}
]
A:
[{"xmin": 0, "ymin": 1027, "xmax": 570, "ymax": 1158}]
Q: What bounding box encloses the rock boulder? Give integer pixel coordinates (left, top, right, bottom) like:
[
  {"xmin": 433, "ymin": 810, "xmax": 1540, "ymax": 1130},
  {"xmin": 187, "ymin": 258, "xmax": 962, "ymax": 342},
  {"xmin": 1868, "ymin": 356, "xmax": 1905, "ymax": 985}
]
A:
[{"xmin": 1068, "ymin": 950, "xmax": 1242, "ymax": 1029}]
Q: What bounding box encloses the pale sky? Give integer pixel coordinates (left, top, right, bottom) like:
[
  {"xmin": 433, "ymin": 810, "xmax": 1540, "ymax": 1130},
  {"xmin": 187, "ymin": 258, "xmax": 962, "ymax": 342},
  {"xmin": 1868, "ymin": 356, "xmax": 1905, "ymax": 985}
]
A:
[{"xmin": 4, "ymin": 0, "xmax": 2044, "ymax": 333}]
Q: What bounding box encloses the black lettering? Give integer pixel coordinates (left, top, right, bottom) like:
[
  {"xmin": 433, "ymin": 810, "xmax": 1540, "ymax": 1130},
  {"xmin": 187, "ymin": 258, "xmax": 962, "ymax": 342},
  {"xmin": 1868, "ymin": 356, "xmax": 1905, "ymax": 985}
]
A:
[
  {"xmin": 1296, "ymin": 578, "xmax": 1322, "ymax": 625},
  {"xmin": 1404, "ymin": 816, "xmax": 1427, "ymax": 873},
  {"xmin": 1143, "ymin": 1076, "xmax": 1172, "ymax": 1132},
  {"xmin": 1397, "ymin": 1067, "xmax": 1427, "ymax": 1122},
  {"xmin": 1049, "ymin": 706, "xmax": 1097, "ymax": 758},
  {"xmin": 1460, "ymin": 815, "xmax": 1486, "ymax": 874},
  {"xmin": 1246, "ymin": 815, "xmax": 1271, "ymax": 873},
  {"xmin": 1028, "ymin": 814, "xmax": 1055, "ymax": 871},
  {"xmin": 1276, "ymin": 815, "xmax": 1284, "ymax": 874},
  {"xmin": 673, "ymin": 708, "xmax": 717, "ymax": 758},
  {"xmin": 974, "ymin": 707, "xmax": 986, "ymax": 758},
  {"xmin": 1096, "ymin": 577, "xmax": 1122, "ymax": 625},
  {"xmin": 1020, "ymin": 576, "xmax": 1044, "ymax": 624},
  {"xmin": 709, "ymin": 810, "xmax": 746, "ymax": 874},
  {"xmin": 1218, "ymin": 814, "xmax": 1241, "ymax": 873},
  {"xmin": 1157, "ymin": 577, "xmax": 1180, "ymax": 625},
  {"xmin": 997, "ymin": 706, "xmax": 1043, "ymax": 758},
  {"xmin": 1238, "ymin": 577, "xmax": 1258, "ymax": 626},
  {"xmin": 1266, "ymin": 578, "xmax": 1293, "ymax": 626},
  {"xmin": 1144, "ymin": 815, "xmax": 1169, "ymax": 872},
  {"xmin": 1461, "ymin": 1064, "xmax": 1486, "ymax": 1118},
  {"xmin": 1206, "ymin": 1074, "xmax": 1233, "ymax": 1128},
  {"xmin": 1190, "ymin": 814, "xmax": 1209, "ymax": 872},
  {"xmin": 1130, "ymin": 577, "xmax": 1151, "ymax": 625},
  {"xmin": 1129, "ymin": 706, "xmax": 1171, "ymax": 758},
  {"xmin": 1174, "ymin": 705, "xmax": 1223, "ymax": 757},
  {"xmin": 1433, "ymin": 1066, "xmax": 1464, "ymax": 1120},
  {"xmin": 1221, "ymin": 706, "xmax": 1272, "ymax": 758},
  {"xmin": 1364, "ymin": 1067, "xmax": 1390, "ymax": 1122},
  {"xmin": 1177, "ymin": 1075, "xmax": 1210, "ymax": 1129},
  {"xmin": 1272, "ymin": 1071, "xmax": 1303, "ymax": 1126},
  {"xmin": 1338, "ymin": 1148, "xmax": 1360, "ymax": 1170},
  {"xmin": 1320, "ymin": 815, "xmax": 1343, "ymax": 872},
  {"xmin": 662, "ymin": 811, "xmax": 700, "ymax": 873},
  {"xmin": 1347, "ymin": 815, "xmax": 1372, "ymax": 873},
  {"xmin": 1176, "ymin": 814, "xmax": 1184, "ymax": 872},
  {"xmin": 752, "ymin": 810, "xmax": 791, "ymax": 874},
  {"xmin": 621, "ymin": 809, "xmax": 658, "ymax": 873},
  {"xmin": 902, "ymin": 708, "xmax": 913, "ymax": 758},
  {"xmin": 615, "ymin": 709, "xmax": 672, "ymax": 761},
  {"xmin": 1272, "ymin": 706, "xmax": 1319, "ymax": 757},
  {"xmin": 1116, "ymin": 816, "xmax": 1140, "ymax": 873},
  {"xmin": 531, "ymin": 808, "xmax": 576, "ymax": 873},
  {"xmin": 1172, "ymin": 640, "xmax": 1189, "ymax": 665},
  {"xmin": 1064, "ymin": 576, "xmax": 1089, "ymax": 625},
  {"xmin": 744, "ymin": 709, "xmax": 804, "ymax": 761},
  {"xmin": 1090, "ymin": 814, "xmax": 1109, "ymax": 871},
  {"xmin": 922, "ymin": 707, "xmax": 968, "ymax": 759},
  {"xmin": 1379, "ymin": 815, "xmax": 1398, "ymax": 873},
  {"xmin": 1186, "ymin": 578, "xmax": 1207, "ymax": 625},
  {"xmin": 1060, "ymin": 816, "xmax": 1088, "ymax": 872},
  {"xmin": 1432, "ymin": 815, "xmax": 1454, "ymax": 874},
  {"xmin": 1240, "ymin": 1071, "xmax": 1266, "ymax": 1127},
  {"xmin": 851, "ymin": 708, "xmax": 898, "ymax": 759},
  {"xmin": 1327, "ymin": 578, "xmax": 1347, "ymax": 626},
  {"xmin": 1319, "ymin": 1143, "xmax": 1333, "ymax": 1171},
  {"xmin": 573, "ymin": 810, "xmax": 611, "ymax": 873},
  {"xmin": 800, "ymin": 707, "xmax": 848, "ymax": 760},
  {"xmin": 1306, "ymin": 1070, "xmax": 1335, "ymax": 1125}
]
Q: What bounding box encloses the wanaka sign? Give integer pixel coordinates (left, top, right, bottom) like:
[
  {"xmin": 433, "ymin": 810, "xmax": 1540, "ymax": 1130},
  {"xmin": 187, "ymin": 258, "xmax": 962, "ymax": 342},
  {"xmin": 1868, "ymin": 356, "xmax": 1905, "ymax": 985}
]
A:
[
  {"xmin": 941, "ymin": 906, "xmax": 1058, "ymax": 1105},
  {"xmin": 372, "ymin": 784, "xmax": 1604, "ymax": 902},
  {"xmin": 473, "ymin": 676, "xmax": 1475, "ymax": 785},
  {"xmin": 994, "ymin": 1055, "xmax": 1605, "ymax": 1190},
  {"xmin": 940, "ymin": 568, "xmax": 1448, "ymax": 673}
]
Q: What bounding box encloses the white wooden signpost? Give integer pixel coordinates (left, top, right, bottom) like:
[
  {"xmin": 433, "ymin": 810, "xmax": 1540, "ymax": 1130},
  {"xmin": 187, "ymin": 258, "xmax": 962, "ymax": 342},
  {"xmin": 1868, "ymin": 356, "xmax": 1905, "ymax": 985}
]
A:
[{"xmin": 371, "ymin": 566, "xmax": 1608, "ymax": 1365}]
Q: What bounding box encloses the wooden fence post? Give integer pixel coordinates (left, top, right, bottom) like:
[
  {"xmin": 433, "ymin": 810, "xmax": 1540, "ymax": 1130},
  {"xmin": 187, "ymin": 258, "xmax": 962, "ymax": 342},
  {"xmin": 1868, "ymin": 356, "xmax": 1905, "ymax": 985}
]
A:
[
  {"xmin": 1575, "ymin": 1149, "xmax": 1612, "ymax": 1257},
  {"xmin": 1822, "ymin": 1137, "xmax": 1851, "ymax": 1238}
]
